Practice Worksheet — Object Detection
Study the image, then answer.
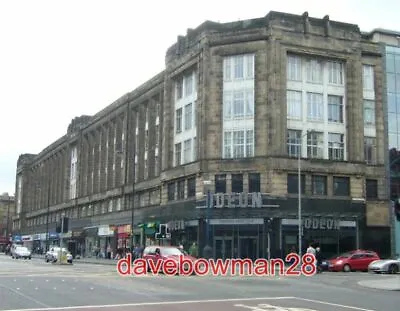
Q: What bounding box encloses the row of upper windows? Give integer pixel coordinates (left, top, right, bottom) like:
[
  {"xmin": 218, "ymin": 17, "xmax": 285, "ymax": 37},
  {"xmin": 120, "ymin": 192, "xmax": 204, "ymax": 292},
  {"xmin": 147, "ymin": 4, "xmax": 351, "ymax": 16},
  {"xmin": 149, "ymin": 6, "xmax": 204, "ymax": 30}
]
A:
[
  {"xmin": 287, "ymin": 90, "xmax": 375, "ymax": 126},
  {"xmin": 287, "ymin": 174, "xmax": 378, "ymax": 199},
  {"xmin": 286, "ymin": 129, "xmax": 377, "ymax": 164}
]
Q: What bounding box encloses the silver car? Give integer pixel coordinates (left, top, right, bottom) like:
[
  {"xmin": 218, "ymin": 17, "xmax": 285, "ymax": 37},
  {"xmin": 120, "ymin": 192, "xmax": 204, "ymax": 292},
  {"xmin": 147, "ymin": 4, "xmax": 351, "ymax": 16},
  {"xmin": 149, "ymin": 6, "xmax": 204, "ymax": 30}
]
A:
[
  {"xmin": 368, "ymin": 257, "xmax": 400, "ymax": 274},
  {"xmin": 11, "ymin": 246, "xmax": 32, "ymax": 260}
]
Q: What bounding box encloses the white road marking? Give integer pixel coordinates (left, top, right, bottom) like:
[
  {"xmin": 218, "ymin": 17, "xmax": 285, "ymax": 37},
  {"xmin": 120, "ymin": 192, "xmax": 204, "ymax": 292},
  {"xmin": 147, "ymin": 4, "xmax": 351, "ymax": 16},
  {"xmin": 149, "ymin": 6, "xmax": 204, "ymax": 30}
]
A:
[
  {"xmin": 293, "ymin": 297, "xmax": 377, "ymax": 311},
  {"xmin": 0, "ymin": 296, "xmax": 294, "ymax": 311},
  {"xmin": 0, "ymin": 283, "xmax": 51, "ymax": 308}
]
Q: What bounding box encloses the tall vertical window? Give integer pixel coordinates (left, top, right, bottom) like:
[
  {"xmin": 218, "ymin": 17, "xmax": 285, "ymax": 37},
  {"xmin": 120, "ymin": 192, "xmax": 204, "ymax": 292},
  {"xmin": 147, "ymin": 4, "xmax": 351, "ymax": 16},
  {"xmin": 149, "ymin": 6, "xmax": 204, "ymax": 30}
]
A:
[
  {"xmin": 176, "ymin": 77, "xmax": 183, "ymax": 100},
  {"xmin": 175, "ymin": 108, "xmax": 182, "ymax": 133},
  {"xmin": 183, "ymin": 139, "xmax": 192, "ymax": 163},
  {"xmin": 174, "ymin": 143, "xmax": 181, "ymax": 166},
  {"xmin": 328, "ymin": 95, "xmax": 343, "ymax": 123},
  {"xmin": 363, "ymin": 100, "xmax": 376, "ymax": 126},
  {"xmin": 328, "ymin": 61, "xmax": 343, "ymax": 85},
  {"xmin": 184, "ymin": 103, "xmax": 192, "ymax": 130},
  {"xmin": 231, "ymin": 174, "xmax": 243, "ymax": 193},
  {"xmin": 287, "ymin": 90, "xmax": 302, "ymax": 119},
  {"xmin": 248, "ymin": 173, "xmax": 260, "ymax": 193},
  {"xmin": 307, "ymin": 131, "xmax": 324, "ymax": 158},
  {"xmin": 184, "ymin": 73, "xmax": 193, "ymax": 97},
  {"xmin": 363, "ymin": 65, "xmax": 375, "ymax": 90},
  {"xmin": 312, "ymin": 175, "xmax": 327, "ymax": 195},
  {"xmin": 306, "ymin": 59, "xmax": 323, "ymax": 83},
  {"xmin": 364, "ymin": 137, "xmax": 376, "ymax": 164},
  {"xmin": 287, "ymin": 55, "xmax": 302, "ymax": 81},
  {"xmin": 287, "ymin": 130, "xmax": 301, "ymax": 157},
  {"xmin": 328, "ymin": 133, "xmax": 344, "ymax": 160},
  {"xmin": 215, "ymin": 174, "xmax": 227, "ymax": 193},
  {"xmin": 307, "ymin": 92, "xmax": 323, "ymax": 121},
  {"xmin": 70, "ymin": 146, "xmax": 78, "ymax": 199},
  {"xmin": 223, "ymin": 54, "xmax": 255, "ymax": 160}
]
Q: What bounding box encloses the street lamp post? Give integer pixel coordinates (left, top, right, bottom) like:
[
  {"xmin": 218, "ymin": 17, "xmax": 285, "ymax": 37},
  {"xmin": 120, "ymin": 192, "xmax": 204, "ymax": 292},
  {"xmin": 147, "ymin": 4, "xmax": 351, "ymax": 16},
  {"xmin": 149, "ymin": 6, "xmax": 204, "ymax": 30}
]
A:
[
  {"xmin": 298, "ymin": 130, "xmax": 314, "ymax": 258},
  {"xmin": 203, "ymin": 180, "xmax": 212, "ymax": 259}
]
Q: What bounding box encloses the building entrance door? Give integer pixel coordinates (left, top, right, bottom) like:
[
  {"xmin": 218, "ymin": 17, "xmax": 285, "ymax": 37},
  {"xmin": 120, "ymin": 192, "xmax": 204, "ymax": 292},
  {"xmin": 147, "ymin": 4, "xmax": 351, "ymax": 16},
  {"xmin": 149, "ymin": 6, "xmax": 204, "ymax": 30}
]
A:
[
  {"xmin": 238, "ymin": 236, "xmax": 259, "ymax": 260},
  {"xmin": 213, "ymin": 236, "xmax": 233, "ymax": 260}
]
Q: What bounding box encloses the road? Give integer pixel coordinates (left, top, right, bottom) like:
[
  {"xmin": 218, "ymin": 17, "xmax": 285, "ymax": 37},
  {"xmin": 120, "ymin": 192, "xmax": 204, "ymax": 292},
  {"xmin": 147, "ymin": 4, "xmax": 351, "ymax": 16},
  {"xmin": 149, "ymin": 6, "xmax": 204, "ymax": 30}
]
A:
[{"xmin": 0, "ymin": 254, "xmax": 399, "ymax": 311}]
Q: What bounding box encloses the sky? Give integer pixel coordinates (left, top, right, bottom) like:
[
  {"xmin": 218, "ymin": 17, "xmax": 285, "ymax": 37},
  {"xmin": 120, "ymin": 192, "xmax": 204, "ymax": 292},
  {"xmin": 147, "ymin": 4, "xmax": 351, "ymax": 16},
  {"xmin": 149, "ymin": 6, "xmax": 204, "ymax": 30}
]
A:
[{"xmin": 1, "ymin": 0, "xmax": 400, "ymax": 196}]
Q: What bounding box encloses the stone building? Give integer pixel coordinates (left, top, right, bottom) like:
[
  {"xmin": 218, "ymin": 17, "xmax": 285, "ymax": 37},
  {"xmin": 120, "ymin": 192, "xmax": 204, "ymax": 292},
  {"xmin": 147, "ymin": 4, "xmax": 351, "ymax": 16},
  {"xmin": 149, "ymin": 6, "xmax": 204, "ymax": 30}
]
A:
[
  {"xmin": 0, "ymin": 193, "xmax": 15, "ymax": 248},
  {"xmin": 13, "ymin": 11, "xmax": 391, "ymax": 259}
]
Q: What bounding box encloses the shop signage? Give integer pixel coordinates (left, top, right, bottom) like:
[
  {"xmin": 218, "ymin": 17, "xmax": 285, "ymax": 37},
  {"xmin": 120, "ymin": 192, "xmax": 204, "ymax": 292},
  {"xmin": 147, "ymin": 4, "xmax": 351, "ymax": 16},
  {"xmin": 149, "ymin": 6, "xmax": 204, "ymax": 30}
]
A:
[
  {"xmin": 167, "ymin": 220, "xmax": 185, "ymax": 231},
  {"xmin": 303, "ymin": 217, "xmax": 339, "ymax": 230},
  {"xmin": 98, "ymin": 225, "xmax": 114, "ymax": 236}
]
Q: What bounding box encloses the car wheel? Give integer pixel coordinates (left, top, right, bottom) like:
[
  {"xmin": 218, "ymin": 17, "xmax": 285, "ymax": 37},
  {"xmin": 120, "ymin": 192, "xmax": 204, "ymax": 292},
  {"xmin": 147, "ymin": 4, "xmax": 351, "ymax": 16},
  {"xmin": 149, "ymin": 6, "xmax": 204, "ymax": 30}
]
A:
[
  {"xmin": 343, "ymin": 264, "xmax": 351, "ymax": 272},
  {"xmin": 28, "ymin": 257, "xmax": 31, "ymax": 260},
  {"xmin": 388, "ymin": 264, "xmax": 399, "ymax": 274}
]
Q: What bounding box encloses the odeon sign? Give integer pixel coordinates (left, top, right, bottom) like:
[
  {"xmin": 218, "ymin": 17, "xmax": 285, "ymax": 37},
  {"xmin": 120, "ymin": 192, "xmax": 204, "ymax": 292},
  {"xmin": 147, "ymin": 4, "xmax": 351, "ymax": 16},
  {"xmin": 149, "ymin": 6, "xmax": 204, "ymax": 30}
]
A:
[{"xmin": 303, "ymin": 217, "xmax": 339, "ymax": 230}]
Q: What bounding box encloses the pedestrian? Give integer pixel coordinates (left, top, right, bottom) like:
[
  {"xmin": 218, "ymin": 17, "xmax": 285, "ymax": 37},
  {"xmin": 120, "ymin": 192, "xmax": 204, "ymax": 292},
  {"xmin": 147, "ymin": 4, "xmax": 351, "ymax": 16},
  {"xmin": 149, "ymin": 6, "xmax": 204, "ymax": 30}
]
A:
[
  {"xmin": 315, "ymin": 247, "xmax": 323, "ymax": 273},
  {"xmin": 306, "ymin": 243, "xmax": 316, "ymax": 255},
  {"xmin": 189, "ymin": 242, "xmax": 198, "ymax": 257}
]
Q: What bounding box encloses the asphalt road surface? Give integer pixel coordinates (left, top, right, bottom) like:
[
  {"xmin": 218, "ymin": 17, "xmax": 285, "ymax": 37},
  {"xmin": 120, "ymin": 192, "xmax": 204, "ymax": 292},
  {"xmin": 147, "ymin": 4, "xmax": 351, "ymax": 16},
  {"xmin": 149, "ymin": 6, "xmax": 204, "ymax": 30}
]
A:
[{"xmin": 0, "ymin": 254, "xmax": 399, "ymax": 311}]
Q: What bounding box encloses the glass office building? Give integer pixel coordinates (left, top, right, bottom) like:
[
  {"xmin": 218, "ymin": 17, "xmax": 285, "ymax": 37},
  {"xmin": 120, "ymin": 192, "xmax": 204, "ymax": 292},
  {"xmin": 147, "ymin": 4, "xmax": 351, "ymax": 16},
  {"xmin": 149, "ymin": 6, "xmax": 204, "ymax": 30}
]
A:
[{"xmin": 386, "ymin": 44, "xmax": 400, "ymax": 256}]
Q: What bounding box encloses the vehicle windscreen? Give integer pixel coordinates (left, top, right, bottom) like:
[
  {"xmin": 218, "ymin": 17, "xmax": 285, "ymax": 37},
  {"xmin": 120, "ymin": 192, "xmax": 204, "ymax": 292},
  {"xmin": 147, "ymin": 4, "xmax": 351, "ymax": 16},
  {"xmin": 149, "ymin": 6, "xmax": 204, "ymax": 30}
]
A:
[
  {"xmin": 338, "ymin": 252, "xmax": 351, "ymax": 258},
  {"xmin": 161, "ymin": 248, "xmax": 184, "ymax": 256}
]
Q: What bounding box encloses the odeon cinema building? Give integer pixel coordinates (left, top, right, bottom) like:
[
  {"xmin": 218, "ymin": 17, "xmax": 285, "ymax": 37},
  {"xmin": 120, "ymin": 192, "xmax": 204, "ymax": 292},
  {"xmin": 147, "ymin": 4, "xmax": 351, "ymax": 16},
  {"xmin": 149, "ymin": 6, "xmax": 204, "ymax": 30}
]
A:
[{"xmin": 13, "ymin": 11, "xmax": 392, "ymax": 260}]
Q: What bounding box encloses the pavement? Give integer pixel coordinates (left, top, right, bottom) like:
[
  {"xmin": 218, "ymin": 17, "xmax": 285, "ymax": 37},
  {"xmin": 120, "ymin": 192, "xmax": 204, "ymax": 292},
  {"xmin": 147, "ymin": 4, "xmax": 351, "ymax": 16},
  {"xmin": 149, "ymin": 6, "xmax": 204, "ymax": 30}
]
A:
[{"xmin": 1, "ymin": 253, "xmax": 399, "ymax": 311}]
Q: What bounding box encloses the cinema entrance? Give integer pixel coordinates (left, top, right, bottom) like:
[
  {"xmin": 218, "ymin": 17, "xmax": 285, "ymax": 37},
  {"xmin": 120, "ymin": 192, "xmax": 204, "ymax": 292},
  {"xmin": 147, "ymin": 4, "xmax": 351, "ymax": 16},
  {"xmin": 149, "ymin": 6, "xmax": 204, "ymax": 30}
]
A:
[{"xmin": 209, "ymin": 218, "xmax": 265, "ymax": 260}]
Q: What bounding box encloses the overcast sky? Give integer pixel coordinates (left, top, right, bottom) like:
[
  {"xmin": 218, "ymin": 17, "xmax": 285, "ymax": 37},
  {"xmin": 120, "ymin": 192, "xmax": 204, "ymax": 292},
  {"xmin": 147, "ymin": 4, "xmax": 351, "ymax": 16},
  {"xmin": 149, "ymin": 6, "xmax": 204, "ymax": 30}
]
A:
[{"xmin": 1, "ymin": 0, "xmax": 399, "ymax": 196}]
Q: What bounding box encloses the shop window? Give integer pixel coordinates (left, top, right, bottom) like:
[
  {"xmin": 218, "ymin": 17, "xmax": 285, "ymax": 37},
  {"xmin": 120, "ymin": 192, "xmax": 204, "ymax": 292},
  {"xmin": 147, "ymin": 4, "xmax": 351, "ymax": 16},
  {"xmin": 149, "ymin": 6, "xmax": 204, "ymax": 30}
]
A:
[
  {"xmin": 248, "ymin": 173, "xmax": 260, "ymax": 193},
  {"xmin": 231, "ymin": 174, "xmax": 243, "ymax": 193},
  {"xmin": 187, "ymin": 177, "xmax": 196, "ymax": 198},
  {"xmin": 312, "ymin": 175, "xmax": 327, "ymax": 195},
  {"xmin": 167, "ymin": 182, "xmax": 175, "ymax": 201},
  {"xmin": 287, "ymin": 174, "xmax": 305, "ymax": 194},
  {"xmin": 333, "ymin": 176, "xmax": 350, "ymax": 196},
  {"xmin": 215, "ymin": 174, "xmax": 226, "ymax": 193},
  {"xmin": 366, "ymin": 179, "xmax": 378, "ymax": 199},
  {"xmin": 177, "ymin": 179, "xmax": 185, "ymax": 200}
]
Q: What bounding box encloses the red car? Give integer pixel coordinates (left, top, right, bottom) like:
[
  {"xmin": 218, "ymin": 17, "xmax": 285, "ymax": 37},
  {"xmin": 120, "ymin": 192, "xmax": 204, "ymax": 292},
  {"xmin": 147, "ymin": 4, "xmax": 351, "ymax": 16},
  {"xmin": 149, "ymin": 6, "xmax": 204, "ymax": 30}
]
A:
[
  {"xmin": 328, "ymin": 250, "xmax": 380, "ymax": 272},
  {"xmin": 142, "ymin": 245, "xmax": 198, "ymax": 274}
]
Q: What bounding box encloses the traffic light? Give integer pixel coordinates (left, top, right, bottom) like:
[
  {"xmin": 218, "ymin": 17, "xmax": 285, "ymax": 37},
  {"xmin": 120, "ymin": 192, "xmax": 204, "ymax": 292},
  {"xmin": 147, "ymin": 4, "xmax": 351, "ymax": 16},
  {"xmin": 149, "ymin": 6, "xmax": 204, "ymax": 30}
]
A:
[
  {"xmin": 55, "ymin": 217, "xmax": 69, "ymax": 233},
  {"xmin": 394, "ymin": 199, "xmax": 400, "ymax": 222},
  {"xmin": 155, "ymin": 223, "xmax": 170, "ymax": 239}
]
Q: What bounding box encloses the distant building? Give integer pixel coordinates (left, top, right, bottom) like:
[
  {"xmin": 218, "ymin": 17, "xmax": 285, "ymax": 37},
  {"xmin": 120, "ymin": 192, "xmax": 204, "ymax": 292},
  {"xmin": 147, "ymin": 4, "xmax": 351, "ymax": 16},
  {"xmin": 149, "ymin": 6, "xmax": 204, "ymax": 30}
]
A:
[
  {"xmin": 368, "ymin": 29, "xmax": 400, "ymax": 256},
  {"xmin": 0, "ymin": 193, "xmax": 15, "ymax": 248},
  {"xmin": 14, "ymin": 11, "xmax": 391, "ymax": 259}
]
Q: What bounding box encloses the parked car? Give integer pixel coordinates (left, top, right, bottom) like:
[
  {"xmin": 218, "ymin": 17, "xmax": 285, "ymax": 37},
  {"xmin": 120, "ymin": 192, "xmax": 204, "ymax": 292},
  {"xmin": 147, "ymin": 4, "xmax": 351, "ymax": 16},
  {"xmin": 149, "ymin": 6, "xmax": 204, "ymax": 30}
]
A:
[
  {"xmin": 45, "ymin": 247, "xmax": 73, "ymax": 264},
  {"xmin": 11, "ymin": 246, "xmax": 32, "ymax": 259},
  {"xmin": 328, "ymin": 250, "xmax": 380, "ymax": 272},
  {"xmin": 142, "ymin": 246, "xmax": 198, "ymax": 274},
  {"xmin": 368, "ymin": 256, "xmax": 400, "ymax": 274}
]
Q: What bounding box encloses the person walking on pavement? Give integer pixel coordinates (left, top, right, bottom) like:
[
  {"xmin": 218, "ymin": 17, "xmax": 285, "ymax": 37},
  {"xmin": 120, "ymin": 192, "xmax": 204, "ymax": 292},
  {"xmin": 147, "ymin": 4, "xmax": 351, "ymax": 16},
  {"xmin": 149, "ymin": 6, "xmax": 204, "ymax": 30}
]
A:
[{"xmin": 315, "ymin": 247, "xmax": 323, "ymax": 273}]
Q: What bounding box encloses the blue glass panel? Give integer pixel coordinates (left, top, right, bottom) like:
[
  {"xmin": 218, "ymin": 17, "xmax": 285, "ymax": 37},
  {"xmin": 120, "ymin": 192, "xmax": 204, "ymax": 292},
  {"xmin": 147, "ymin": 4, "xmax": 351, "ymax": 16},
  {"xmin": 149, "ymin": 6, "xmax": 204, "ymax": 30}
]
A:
[
  {"xmin": 388, "ymin": 93, "xmax": 396, "ymax": 113},
  {"xmin": 389, "ymin": 133, "xmax": 398, "ymax": 149},
  {"xmin": 386, "ymin": 53, "xmax": 395, "ymax": 72},
  {"xmin": 396, "ymin": 55, "xmax": 400, "ymax": 73},
  {"xmin": 389, "ymin": 113, "xmax": 397, "ymax": 132},
  {"xmin": 388, "ymin": 73, "xmax": 396, "ymax": 92}
]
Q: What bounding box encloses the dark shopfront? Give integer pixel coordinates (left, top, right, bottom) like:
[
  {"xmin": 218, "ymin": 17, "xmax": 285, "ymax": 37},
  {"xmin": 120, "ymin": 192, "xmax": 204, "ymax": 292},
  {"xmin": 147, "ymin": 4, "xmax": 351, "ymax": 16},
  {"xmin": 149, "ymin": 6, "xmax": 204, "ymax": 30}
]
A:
[{"xmin": 196, "ymin": 193, "xmax": 365, "ymax": 260}]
